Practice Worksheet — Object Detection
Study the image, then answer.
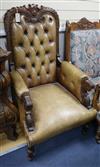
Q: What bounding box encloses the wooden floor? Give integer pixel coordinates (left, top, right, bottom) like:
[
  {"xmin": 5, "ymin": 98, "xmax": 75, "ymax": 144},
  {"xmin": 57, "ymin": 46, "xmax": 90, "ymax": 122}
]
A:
[{"xmin": 0, "ymin": 126, "xmax": 26, "ymax": 156}]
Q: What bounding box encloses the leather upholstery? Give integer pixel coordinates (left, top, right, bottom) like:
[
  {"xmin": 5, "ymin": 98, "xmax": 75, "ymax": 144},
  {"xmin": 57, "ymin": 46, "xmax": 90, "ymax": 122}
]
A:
[
  {"xmin": 25, "ymin": 83, "xmax": 96, "ymax": 145},
  {"xmin": 10, "ymin": 58, "xmax": 97, "ymax": 145},
  {"xmin": 59, "ymin": 61, "xmax": 87, "ymax": 101},
  {"xmin": 12, "ymin": 14, "xmax": 57, "ymax": 88},
  {"xmin": 11, "ymin": 70, "xmax": 29, "ymax": 98}
]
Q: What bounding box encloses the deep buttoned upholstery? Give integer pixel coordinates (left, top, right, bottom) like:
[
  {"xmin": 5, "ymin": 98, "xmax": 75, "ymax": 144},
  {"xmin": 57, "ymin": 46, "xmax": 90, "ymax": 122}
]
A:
[{"xmin": 12, "ymin": 14, "xmax": 57, "ymax": 87}]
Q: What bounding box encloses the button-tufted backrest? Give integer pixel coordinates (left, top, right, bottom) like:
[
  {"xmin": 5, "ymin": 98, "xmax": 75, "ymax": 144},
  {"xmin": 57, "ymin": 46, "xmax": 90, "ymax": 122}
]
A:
[{"xmin": 4, "ymin": 5, "xmax": 59, "ymax": 88}]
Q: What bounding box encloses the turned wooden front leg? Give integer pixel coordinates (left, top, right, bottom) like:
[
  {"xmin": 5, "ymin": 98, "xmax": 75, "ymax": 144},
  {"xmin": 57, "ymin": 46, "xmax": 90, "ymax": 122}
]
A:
[{"xmin": 27, "ymin": 144, "xmax": 36, "ymax": 161}]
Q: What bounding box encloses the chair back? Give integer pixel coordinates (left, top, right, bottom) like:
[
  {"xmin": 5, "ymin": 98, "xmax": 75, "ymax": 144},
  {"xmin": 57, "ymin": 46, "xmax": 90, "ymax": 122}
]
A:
[
  {"xmin": 4, "ymin": 4, "xmax": 59, "ymax": 87},
  {"xmin": 65, "ymin": 18, "xmax": 100, "ymax": 78}
]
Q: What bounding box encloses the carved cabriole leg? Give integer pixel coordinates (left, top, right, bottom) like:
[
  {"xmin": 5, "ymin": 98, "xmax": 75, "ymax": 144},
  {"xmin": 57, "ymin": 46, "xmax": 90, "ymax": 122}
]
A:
[
  {"xmin": 96, "ymin": 111, "xmax": 100, "ymax": 143},
  {"xmin": 27, "ymin": 144, "xmax": 36, "ymax": 161}
]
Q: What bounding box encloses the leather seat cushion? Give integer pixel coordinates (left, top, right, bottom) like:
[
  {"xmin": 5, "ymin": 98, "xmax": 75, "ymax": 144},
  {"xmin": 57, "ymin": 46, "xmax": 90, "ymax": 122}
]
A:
[{"xmin": 26, "ymin": 83, "xmax": 96, "ymax": 144}]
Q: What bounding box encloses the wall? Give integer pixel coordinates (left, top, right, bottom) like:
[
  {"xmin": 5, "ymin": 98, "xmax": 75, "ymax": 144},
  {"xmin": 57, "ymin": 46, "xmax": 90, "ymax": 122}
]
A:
[{"xmin": 0, "ymin": 0, "xmax": 99, "ymax": 57}]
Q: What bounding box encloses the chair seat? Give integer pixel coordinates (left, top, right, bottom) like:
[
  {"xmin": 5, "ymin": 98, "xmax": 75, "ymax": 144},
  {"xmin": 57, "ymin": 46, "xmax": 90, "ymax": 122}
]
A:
[{"xmin": 25, "ymin": 83, "xmax": 96, "ymax": 145}]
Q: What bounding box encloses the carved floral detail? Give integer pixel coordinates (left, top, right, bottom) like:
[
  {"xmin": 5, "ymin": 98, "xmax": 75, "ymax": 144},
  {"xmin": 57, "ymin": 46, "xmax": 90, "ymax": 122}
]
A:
[{"xmin": 77, "ymin": 18, "xmax": 96, "ymax": 30}]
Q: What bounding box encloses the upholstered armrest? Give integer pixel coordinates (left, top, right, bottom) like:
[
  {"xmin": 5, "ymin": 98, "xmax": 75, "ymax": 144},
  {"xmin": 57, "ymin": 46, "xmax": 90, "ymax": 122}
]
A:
[
  {"xmin": 59, "ymin": 61, "xmax": 94, "ymax": 108},
  {"xmin": 11, "ymin": 70, "xmax": 29, "ymax": 98},
  {"xmin": 11, "ymin": 70, "xmax": 34, "ymax": 131}
]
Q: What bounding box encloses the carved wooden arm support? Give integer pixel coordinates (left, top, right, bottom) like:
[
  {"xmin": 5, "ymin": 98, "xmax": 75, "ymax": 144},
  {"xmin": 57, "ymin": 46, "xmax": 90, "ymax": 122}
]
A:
[
  {"xmin": 11, "ymin": 70, "xmax": 34, "ymax": 132},
  {"xmin": 92, "ymin": 84, "xmax": 100, "ymax": 111},
  {"xmin": 81, "ymin": 77, "xmax": 95, "ymax": 108},
  {"xmin": 21, "ymin": 92, "xmax": 34, "ymax": 132}
]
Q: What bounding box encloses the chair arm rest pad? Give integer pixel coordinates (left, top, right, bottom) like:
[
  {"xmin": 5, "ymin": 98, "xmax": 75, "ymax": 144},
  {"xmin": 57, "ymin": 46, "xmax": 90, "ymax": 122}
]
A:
[
  {"xmin": 11, "ymin": 70, "xmax": 29, "ymax": 98},
  {"xmin": 61, "ymin": 61, "xmax": 87, "ymax": 79},
  {"xmin": 59, "ymin": 61, "xmax": 88, "ymax": 101}
]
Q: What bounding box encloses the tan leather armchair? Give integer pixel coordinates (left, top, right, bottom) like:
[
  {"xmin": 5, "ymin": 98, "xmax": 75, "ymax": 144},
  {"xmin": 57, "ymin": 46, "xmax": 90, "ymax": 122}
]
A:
[{"xmin": 4, "ymin": 5, "xmax": 99, "ymax": 160}]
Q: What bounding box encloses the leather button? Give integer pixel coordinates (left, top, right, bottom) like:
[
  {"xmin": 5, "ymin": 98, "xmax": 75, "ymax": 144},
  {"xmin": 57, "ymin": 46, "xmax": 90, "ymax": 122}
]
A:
[
  {"xmin": 28, "ymin": 75, "xmax": 31, "ymax": 79},
  {"xmin": 50, "ymin": 60, "xmax": 54, "ymax": 63},
  {"xmin": 26, "ymin": 52, "xmax": 30, "ymax": 58},
  {"xmin": 34, "ymin": 28, "xmax": 38, "ymax": 35},
  {"xmin": 19, "ymin": 42, "xmax": 23, "ymax": 47},
  {"xmin": 30, "ymin": 41, "xmax": 34, "ymax": 46},
  {"xmin": 40, "ymin": 40, "xmax": 43, "ymax": 45},
  {"xmin": 21, "ymin": 64, "xmax": 26, "ymax": 69},
  {"xmin": 37, "ymin": 72, "xmax": 40, "ymax": 76},
  {"xmin": 36, "ymin": 51, "xmax": 40, "ymax": 57},
  {"xmin": 44, "ymin": 28, "xmax": 48, "ymax": 33},
  {"xmin": 49, "ymin": 39, "xmax": 53, "ymax": 43},
  {"xmin": 24, "ymin": 29, "xmax": 28, "ymax": 35},
  {"xmin": 45, "ymin": 50, "xmax": 49, "ymax": 54},
  {"xmin": 32, "ymin": 63, "xmax": 35, "ymax": 68},
  {"xmin": 49, "ymin": 17, "xmax": 53, "ymax": 22},
  {"xmin": 42, "ymin": 62, "xmax": 45, "ymax": 66}
]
